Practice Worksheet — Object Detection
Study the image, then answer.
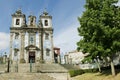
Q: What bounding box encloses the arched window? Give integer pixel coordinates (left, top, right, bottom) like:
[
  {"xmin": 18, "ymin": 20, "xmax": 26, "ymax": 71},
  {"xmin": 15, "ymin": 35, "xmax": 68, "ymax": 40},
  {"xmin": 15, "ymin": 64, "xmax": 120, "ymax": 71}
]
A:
[
  {"xmin": 45, "ymin": 20, "xmax": 48, "ymax": 26},
  {"xmin": 16, "ymin": 19, "xmax": 20, "ymax": 25}
]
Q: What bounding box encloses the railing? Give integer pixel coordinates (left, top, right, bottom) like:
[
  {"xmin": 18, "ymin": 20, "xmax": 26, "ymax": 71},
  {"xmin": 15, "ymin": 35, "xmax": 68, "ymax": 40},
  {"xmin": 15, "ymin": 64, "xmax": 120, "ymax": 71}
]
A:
[{"xmin": 79, "ymin": 63, "xmax": 98, "ymax": 69}]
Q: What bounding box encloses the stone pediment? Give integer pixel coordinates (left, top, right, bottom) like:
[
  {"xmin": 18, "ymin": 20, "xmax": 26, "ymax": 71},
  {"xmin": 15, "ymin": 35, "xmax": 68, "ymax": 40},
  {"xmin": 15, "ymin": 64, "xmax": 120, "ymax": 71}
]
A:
[{"xmin": 25, "ymin": 45, "xmax": 40, "ymax": 50}]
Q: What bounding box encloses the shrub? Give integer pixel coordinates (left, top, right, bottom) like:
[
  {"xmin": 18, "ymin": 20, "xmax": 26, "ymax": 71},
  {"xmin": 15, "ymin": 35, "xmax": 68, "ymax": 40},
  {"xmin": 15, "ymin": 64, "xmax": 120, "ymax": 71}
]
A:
[
  {"xmin": 69, "ymin": 69, "xmax": 98, "ymax": 77},
  {"xmin": 69, "ymin": 69, "xmax": 84, "ymax": 77},
  {"xmin": 84, "ymin": 68, "xmax": 98, "ymax": 73}
]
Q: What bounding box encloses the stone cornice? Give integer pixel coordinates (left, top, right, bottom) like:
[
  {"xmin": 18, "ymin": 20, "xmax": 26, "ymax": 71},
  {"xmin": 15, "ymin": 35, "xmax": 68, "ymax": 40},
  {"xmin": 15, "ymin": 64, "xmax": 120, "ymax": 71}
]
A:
[
  {"xmin": 10, "ymin": 27, "xmax": 53, "ymax": 33},
  {"xmin": 40, "ymin": 15, "xmax": 52, "ymax": 19},
  {"xmin": 12, "ymin": 14, "xmax": 25, "ymax": 18}
]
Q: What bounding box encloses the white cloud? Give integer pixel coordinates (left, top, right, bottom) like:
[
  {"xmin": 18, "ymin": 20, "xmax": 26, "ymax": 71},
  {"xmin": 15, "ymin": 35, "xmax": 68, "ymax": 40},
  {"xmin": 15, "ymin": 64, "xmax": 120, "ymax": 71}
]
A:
[
  {"xmin": 115, "ymin": 0, "xmax": 120, "ymax": 6},
  {"xmin": 0, "ymin": 32, "xmax": 9, "ymax": 51},
  {"xmin": 54, "ymin": 23, "xmax": 82, "ymax": 53}
]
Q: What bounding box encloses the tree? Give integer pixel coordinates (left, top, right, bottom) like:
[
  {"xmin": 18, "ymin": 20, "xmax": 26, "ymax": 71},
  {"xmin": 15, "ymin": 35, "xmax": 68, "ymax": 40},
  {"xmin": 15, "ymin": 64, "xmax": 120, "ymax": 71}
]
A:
[{"xmin": 77, "ymin": 0, "xmax": 120, "ymax": 76}]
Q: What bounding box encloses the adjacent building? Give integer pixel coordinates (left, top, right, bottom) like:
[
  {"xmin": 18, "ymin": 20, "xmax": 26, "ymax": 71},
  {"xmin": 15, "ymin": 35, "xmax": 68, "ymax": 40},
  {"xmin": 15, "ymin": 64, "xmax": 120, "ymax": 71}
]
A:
[{"xmin": 64, "ymin": 50, "xmax": 88, "ymax": 64}]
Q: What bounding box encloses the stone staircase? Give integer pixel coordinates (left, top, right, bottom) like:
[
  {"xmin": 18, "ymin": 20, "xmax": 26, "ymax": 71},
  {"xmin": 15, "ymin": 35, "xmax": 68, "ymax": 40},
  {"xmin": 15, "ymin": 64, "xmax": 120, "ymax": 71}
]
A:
[
  {"xmin": 10, "ymin": 63, "xmax": 68, "ymax": 73},
  {"xmin": 0, "ymin": 64, "xmax": 6, "ymax": 73},
  {"xmin": 18, "ymin": 63, "xmax": 36, "ymax": 73},
  {"xmin": 36, "ymin": 63, "xmax": 68, "ymax": 73},
  {"xmin": 2, "ymin": 63, "xmax": 69, "ymax": 80},
  {"xmin": 0, "ymin": 73, "xmax": 56, "ymax": 80},
  {"xmin": 10, "ymin": 63, "xmax": 36, "ymax": 73}
]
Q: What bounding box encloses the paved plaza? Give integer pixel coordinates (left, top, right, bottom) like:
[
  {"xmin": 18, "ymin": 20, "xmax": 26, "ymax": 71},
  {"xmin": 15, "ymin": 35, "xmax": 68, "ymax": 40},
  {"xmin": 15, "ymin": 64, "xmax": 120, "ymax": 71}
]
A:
[
  {"xmin": 0, "ymin": 63, "xmax": 72, "ymax": 80},
  {"xmin": 0, "ymin": 73, "xmax": 70, "ymax": 80}
]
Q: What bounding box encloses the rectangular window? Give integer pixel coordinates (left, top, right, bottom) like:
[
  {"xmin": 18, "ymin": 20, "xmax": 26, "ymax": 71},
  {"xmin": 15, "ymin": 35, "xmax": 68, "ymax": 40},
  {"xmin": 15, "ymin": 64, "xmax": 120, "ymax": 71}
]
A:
[
  {"xmin": 15, "ymin": 33, "xmax": 19, "ymax": 39},
  {"xmin": 46, "ymin": 48, "xmax": 50, "ymax": 56},
  {"xmin": 14, "ymin": 49, "xmax": 18, "ymax": 56},
  {"xmin": 45, "ymin": 33, "xmax": 49, "ymax": 40},
  {"xmin": 29, "ymin": 35, "xmax": 34, "ymax": 45}
]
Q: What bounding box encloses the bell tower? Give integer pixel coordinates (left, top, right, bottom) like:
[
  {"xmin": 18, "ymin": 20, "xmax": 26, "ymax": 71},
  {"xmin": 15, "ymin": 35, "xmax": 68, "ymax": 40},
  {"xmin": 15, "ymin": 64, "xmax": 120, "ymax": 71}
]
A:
[
  {"xmin": 28, "ymin": 15, "xmax": 36, "ymax": 26},
  {"xmin": 11, "ymin": 9, "xmax": 26, "ymax": 27},
  {"xmin": 38, "ymin": 10, "xmax": 54, "ymax": 63},
  {"xmin": 40, "ymin": 10, "xmax": 52, "ymax": 28}
]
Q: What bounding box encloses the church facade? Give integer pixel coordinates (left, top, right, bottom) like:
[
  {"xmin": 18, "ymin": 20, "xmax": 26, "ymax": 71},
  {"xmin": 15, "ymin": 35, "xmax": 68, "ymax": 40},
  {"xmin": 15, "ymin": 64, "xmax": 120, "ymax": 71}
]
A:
[{"xmin": 9, "ymin": 9, "xmax": 54, "ymax": 63}]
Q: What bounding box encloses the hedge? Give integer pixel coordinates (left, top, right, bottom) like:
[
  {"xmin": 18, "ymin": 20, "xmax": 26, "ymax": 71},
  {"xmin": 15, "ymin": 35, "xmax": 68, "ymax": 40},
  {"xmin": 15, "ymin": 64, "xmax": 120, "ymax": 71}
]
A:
[
  {"xmin": 69, "ymin": 68, "xmax": 98, "ymax": 77},
  {"xmin": 69, "ymin": 69, "xmax": 84, "ymax": 77}
]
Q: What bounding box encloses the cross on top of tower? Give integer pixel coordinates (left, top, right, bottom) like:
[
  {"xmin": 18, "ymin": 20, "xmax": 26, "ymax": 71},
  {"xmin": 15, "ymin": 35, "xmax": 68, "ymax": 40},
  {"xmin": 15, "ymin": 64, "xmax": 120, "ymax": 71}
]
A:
[
  {"xmin": 16, "ymin": 8, "xmax": 22, "ymax": 14},
  {"xmin": 43, "ymin": 8, "xmax": 48, "ymax": 15}
]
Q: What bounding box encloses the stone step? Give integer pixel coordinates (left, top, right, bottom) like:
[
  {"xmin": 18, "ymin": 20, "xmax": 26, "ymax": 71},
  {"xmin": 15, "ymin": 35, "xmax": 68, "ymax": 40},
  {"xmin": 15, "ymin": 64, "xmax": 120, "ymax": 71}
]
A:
[
  {"xmin": 36, "ymin": 63, "xmax": 68, "ymax": 73},
  {"xmin": 10, "ymin": 63, "xmax": 36, "ymax": 73},
  {"xmin": 10, "ymin": 63, "xmax": 68, "ymax": 73},
  {"xmin": 0, "ymin": 73, "xmax": 56, "ymax": 80},
  {"xmin": 0, "ymin": 64, "xmax": 6, "ymax": 72}
]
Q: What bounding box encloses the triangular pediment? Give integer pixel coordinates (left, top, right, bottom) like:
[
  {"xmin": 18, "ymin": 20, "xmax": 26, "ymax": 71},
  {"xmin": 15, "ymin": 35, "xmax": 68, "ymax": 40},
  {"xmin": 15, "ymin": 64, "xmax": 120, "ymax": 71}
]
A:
[{"xmin": 25, "ymin": 45, "xmax": 40, "ymax": 50}]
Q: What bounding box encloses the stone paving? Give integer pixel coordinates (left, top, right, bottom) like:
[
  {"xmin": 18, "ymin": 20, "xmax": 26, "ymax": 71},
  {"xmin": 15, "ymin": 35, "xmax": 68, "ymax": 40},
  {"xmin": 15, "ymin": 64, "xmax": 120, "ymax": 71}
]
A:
[
  {"xmin": 0, "ymin": 63, "xmax": 73, "ymax": 80},
  {"xmin": 0, "ymin": 72, "xmax": 70, "ymax": 80},
  {"xmin": 0, "ymin": 73, "xmax": 54, "ymax": 80}
]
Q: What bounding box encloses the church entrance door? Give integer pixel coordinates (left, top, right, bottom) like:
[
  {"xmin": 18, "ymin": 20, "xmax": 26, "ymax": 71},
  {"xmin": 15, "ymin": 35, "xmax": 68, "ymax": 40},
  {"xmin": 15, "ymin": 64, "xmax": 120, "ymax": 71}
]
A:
[{"xmin": 29, "ymin": 51, "xmax": 35, "ymax": 63}]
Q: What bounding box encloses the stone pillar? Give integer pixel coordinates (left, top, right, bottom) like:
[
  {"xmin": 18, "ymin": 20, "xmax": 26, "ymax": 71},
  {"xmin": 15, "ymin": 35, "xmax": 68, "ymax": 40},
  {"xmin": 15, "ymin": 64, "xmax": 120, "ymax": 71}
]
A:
[
  {"xmin": 58, "ymin": 55, "xmax": 61, "ymax": 64},
  {"xmin": 20, "ymin": 32, "xmax": 25, "ymax": 63},
  {"xmin": 26, "ymin": 50, "xmax": 29, "ymax": 63},
  {"xmin": 40, "ymin": 30, "xmax": 44, "ymax": 63},
  {"xmin": 34, "ymin": 33, "xmax": 36, "ymax": 46},
  {"xmin": 39, "ymin": 33, "xmax": 41, "ymax": 49},
  {"xmin": 10, "ymin": 33, "xmax": 13, "ymax": 61},
  {"xmin": 39, "ymin": 33, "xmax": 41, "ymax": 62},
  {"xmin": 51, "ymin": 32, "xmax": 54, "ymax": 63}
]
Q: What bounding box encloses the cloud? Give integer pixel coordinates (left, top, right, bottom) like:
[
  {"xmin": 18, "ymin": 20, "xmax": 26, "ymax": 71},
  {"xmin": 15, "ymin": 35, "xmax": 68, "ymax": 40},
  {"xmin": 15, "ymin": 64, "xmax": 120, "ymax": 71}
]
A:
[
  {"xmin": 53, "ymin": 5, "xmax": 83, "ymax": 54},
  {"xmin": 54, "ymin": 23, "xmax": 82, "ymax": 53},
  {"xmin": 114, "ymin": 0, "xmax": 120, "ymax": 6},
  {"xmin": 0, "ymin": 32, "xmax": 9, "ymax": 51}
]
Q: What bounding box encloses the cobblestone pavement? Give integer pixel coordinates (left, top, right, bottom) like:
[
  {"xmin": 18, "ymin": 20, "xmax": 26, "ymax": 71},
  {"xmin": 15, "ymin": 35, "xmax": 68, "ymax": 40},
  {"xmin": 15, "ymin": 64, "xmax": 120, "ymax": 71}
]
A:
[{"xmin": 0, "ymin": 73, "xmax": 70, "ymax": 80}]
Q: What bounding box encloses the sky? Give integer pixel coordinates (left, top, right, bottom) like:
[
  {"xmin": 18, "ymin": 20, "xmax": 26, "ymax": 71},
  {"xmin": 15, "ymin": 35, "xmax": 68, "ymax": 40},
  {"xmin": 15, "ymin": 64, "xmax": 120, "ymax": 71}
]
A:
[
  {"xmin": 0, "ymin": 0, "xmax": 120, "ymax": 55},
  {"xmin": 0, "ymin": 0, "xmax": 86, "ymax": 54}
]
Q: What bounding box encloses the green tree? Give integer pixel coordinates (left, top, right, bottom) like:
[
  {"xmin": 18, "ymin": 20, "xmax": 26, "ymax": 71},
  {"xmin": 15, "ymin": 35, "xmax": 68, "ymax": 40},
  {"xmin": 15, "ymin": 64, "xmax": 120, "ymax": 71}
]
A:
[{"xmin": 77, "ymin": 0, "xmax": 120, "ymax": 76}]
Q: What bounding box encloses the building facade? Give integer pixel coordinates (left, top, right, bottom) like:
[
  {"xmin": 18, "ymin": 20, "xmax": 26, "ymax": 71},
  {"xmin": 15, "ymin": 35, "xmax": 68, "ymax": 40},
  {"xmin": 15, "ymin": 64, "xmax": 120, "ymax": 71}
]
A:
[
  {"xmin": 64, "ymin": 50, "xmax": 88, "ymax": 64},
  {"xmin": 10, "ymin": 9, "xmax": 54, "ymax": 63}
]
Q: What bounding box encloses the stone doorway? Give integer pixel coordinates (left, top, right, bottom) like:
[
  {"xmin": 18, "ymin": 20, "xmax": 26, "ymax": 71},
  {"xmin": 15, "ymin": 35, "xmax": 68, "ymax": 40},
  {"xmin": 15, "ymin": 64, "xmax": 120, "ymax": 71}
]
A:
[{"xmin": 29, "ymin": 51, "xmax": 35, "ymax": 63}]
